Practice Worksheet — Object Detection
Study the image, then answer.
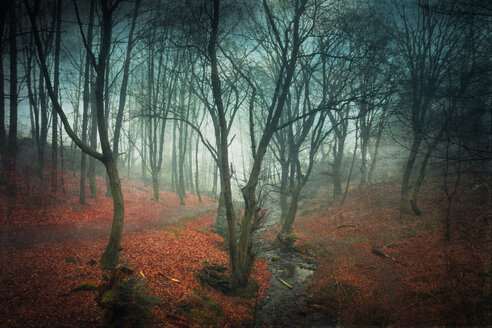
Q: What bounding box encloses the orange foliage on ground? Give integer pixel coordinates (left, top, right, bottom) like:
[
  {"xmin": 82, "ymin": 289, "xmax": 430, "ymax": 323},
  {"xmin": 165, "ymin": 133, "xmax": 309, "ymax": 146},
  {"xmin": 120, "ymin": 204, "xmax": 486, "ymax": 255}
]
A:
[
  {"xmin": 294, "ymin": 179, "xmax": 491, "ymax": 326},
  {"xmin": 0, "ymin": 173, "xmax": 271, "ymax": 327}
]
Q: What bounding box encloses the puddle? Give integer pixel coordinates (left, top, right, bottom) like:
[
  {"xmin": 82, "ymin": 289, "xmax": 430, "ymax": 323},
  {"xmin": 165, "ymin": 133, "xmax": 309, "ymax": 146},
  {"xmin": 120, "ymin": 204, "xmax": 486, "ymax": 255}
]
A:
[
  {"xmin": 294, "ymin": 266, "xmax": 314, "ymax": 281},
  {"xmin": 279, "ymin": 263, "xmax": 313, "ymax": 281}
]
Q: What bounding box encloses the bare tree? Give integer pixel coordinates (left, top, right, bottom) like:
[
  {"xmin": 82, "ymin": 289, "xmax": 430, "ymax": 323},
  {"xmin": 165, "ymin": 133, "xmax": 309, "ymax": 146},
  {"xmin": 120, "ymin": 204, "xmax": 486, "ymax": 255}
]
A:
[
  {"xmin": 387, "ymin": 0, "xmax": 463, "ymax": 216},
  {"xmin": 0, "ymin": 1, "xmax": 8, "ymax": 155},
  {"xmin": 27, "ymin": 0, "xmax": 126, "ymax": 269}
]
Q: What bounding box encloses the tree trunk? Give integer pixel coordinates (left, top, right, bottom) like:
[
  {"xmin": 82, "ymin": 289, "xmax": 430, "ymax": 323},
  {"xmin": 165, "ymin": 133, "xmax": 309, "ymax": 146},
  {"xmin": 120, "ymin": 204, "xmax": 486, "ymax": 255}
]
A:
[
  {"xmin": 411, "ymin": 129, "xmax": 445, "ymax": 215},
  {"xmin": 342, "ymin": 122, "xmax": 358, "ymax": 205},
  {"xmin": 96, "ymin": 0, "xmax": 125, "ymax": 269},
  {"xmin": 38, "ymin": 72, "xmax": 49, "ymax": 179},
  {"xmin": 279, "ymin": 161, "xmax": 289, "ymax": 226},
  {"xmin": 0, "ymin": 3, "xmax": 6, "ymax": 153},
  {"xmin": 100, "ymin": 159, "xmax": 124, "ymax": 269},
  {"xmin": 141, "ymin": 120, "xmax": 146, "ymax": 185},
  {"xmin": 51, "ymin": 0, "xmax": 62, "ymax": 193},
  {"xmin": 7, "ymin": 1, "xmax": 17, "ymax": 194},
  {"xmin": 400, "ymin": 134, "xmax": 422, "ymax": 216},
  {"xmin": 171, "ymin": 119, "xmax": 177, "ymax": 193},
  {"xmin": 151, "ymin": 172, "xmax": 159, "ymax": 202},
  {"xmin": 79, "ymin": 0, "xmax": 95, "ymax": 204},
  {"xmin": 195, "ymin": 134, "xmax": 202, "ymax": 203},
  {"xmin": 187, "ymin": 131, "xmax": 195, "ymax": 194},
  {"xmin": 211, "ymin": 164, "xmax": 218, "ymax": 200},
  {"xmin": 178, "ymin": 119, "xmax": 186, "ymax": 205},
  {"xmin": 359, "ymin": 131, "xmax": 368, "ymax": 188},
  {"xmin": 59, "ymin": 124, "xmax": 66, "ymax": 194},
  {"xmin": 208, "ymin": 0, "xmax": 239, "ymax": 289},
  {"xmin": 368, "ymin": 109, "xmax": 385, "ymax": 184},
  {"xmin": 280, "ymin": 186, "xmax": 300, "ymax": 237},
  {"xmin": 89, "ymin": 83, "xmax": 98, "ymax": 199},
  {"xmin": 215, "ymin": 191, "xmax": 227, "ymax": 235},
  {"xmin": 113, "ymin": 0, "xmax": 140, "ymax": 158},
  {"xmin": 103, "ymin": 57, "xmax": 112, "ymax": 198},
  {"xmin": 332, "ymin": 154, "xmax": 343, "ymax": 199}
]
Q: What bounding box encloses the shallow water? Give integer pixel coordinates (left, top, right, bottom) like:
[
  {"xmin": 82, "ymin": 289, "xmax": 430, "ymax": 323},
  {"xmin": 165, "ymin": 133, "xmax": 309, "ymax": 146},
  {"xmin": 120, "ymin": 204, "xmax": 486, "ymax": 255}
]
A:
[{"xmin": 253, "ymin": 206, "xmax": 334, "ymax": 327}]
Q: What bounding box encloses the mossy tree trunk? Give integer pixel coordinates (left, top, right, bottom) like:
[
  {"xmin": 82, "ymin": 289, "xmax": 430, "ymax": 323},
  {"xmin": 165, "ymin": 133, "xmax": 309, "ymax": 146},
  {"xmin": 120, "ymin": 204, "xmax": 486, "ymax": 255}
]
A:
[
  {"xmin": 400, "ymin": 133, "xmax": 422, "ymax": 216},
  {"xmin": 28, "ymin": 0, "xmax": 125, "ymax": 270}
]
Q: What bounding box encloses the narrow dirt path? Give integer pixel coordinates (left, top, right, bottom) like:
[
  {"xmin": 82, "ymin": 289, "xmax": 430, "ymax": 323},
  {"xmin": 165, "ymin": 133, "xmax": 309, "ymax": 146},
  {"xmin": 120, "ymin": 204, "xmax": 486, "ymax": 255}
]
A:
[{"xmin": 0, "ymin": 202, "xmax": 215, "ymax": 246}]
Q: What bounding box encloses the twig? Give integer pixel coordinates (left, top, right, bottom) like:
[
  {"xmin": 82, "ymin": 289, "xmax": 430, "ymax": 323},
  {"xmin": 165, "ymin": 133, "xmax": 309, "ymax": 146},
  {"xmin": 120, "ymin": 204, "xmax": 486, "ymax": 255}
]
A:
[
  {"xmin": 158, "ymin": 272, "xmax": 180, "ymax": 283},
  {"xmin": 278, "ymin": 278, "xmax": 293, "ymax": 289}
]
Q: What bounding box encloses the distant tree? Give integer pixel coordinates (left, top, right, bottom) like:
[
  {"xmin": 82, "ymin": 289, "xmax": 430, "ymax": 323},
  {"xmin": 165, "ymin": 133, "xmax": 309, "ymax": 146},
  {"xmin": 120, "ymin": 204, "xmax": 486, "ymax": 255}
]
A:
[
  {"xmin": 0, "ymin": 2, "xmax": 8, "ymax": 155},
  {"xmin": 387, "ymin": 0, "xmax": 464, "ymax": 216},
  {"xmin": 79, "ymin": 0, "xmax": 95, "ymax": 205},
  {"xmin": 50, "ymin": 0, "xmax": 62, "ymax": 192},
  {"xmin": 112, "ymin": 0, "xmax": 141, "ymax": 168},
  {"xmin": 137, "ymin": 40, "xmax": 174, "ymax": 202},
  {"xmin": 6, "ymin": 1, "xmax": 18, "ymax": 194}
]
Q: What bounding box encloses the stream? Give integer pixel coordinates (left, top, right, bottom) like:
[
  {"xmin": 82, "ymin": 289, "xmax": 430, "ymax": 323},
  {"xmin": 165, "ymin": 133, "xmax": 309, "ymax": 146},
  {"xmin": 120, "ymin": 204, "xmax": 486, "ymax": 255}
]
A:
[{"xmin": 254, "ymin": 206, "xmax": 335, "ymax": 327}]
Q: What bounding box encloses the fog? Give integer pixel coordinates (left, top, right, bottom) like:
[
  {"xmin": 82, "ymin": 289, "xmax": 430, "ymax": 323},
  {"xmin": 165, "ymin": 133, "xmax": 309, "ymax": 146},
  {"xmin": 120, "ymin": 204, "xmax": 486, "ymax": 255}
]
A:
[{"xmin": 1, "ymin": 0, "xmax": 491, "ymax": 326}]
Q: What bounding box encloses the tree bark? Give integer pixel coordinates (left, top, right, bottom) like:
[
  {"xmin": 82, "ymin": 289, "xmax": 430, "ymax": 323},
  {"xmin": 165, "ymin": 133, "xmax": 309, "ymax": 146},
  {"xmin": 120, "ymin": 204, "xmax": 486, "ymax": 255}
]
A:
[
  {"xmin": 280, "ymin": 185, "xmax": 300, "ymax": 236},
  {"xmin": 187, "ymin": 130, "xmax": 195, "ymax": 194},
  {"xmin": 279, "ymin": 161, "xmax": 289, "ymax": 226},
  {"xmin": 400, "ymin": 134, "xmax": 422, "ymax": 216},
  {"xmin": 113, "ymin": 0, "xmax": 140, "ymax": 158},
  {"xmin": 208, "ymin": 0, "xmax": 239, "ymax": 287},
  {"xmin": 100, "ymin": 159, "xmax": 124, "ymax": 269},
  {"xmin": 368, "ymin": 109, "xmax": 385, "ymax": 184},
  {"xmin": 51, "ymin": 0, "xmax": 62, "ymax": 193},
  {"xmin": 194, "ymin": 134, "xmax": 202, "ymax": 203},
  {"xmin": 7, "ymin": 1, "xmax": 17, "ymax": 194},
  {"xmin": 411, "ymin": 128, "xmax": 445, "ymax": 215},
  {"xmin": 79, "ymin": 0, "xmax": 95, "ymax": 204},
  {"xmin": 89, "ymin": 79, "xmax": 98, "ymax": 199},
  {"xmin": 0, "ymin": 2, "xmax": 7, "ymax": 153}
]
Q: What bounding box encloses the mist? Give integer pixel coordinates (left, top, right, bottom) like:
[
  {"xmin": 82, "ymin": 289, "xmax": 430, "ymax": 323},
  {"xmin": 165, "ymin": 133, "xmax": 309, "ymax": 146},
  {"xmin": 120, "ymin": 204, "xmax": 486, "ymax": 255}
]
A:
[{"xmin": 0, "ymin": 0, "xmax": 490, "ymax": 326}]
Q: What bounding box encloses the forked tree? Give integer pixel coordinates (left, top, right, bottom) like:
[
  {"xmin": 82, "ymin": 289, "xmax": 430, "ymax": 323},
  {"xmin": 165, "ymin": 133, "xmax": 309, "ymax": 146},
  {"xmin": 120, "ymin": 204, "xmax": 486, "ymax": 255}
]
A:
[{"xmin": 27, "ymin": 0, "xmax": 125, "ymax": 270}]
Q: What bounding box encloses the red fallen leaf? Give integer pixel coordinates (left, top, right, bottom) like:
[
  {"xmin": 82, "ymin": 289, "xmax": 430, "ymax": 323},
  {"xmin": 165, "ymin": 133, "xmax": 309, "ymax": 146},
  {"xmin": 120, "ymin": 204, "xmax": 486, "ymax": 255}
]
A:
[{"xmin": 1, "ymin": 171, "xmax": 273, "ymax": 327}]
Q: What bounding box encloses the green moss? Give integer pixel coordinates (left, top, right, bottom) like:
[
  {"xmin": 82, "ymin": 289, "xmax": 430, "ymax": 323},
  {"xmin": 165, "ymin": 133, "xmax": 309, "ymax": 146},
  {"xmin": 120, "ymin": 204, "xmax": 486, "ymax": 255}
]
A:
[
  {"xmin": 169, "ymin": 229, "xmax": 181, "ymax": 236},
  {"xmin": 101, "ymin": 290, "xmax": 113, "ymax": 305},
  {"xmin": 180, "ymin": 292, "xmax": 224, "ymax": 325},
  {"xmin": 72, "ymin": 282, "xmax": 98, "ymax": 292},
  {"xmin": 99, "ymin": 308, "xmax": 110, "ymax": 326}
]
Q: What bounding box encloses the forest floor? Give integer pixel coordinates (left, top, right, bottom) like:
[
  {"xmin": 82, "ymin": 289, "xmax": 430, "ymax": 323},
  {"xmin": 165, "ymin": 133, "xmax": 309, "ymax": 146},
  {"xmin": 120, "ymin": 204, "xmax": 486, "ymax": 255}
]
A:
[
  {"xmin": 0, "ymin": 174, "xmax": 271, "ymax": 327},
  {"xmin": 289, "ymin": 176, "xmax": 491, "ymax": 326},
  {"xmin": 1, "ymin": 169, "xmax": 490, "ymax": 327}
]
